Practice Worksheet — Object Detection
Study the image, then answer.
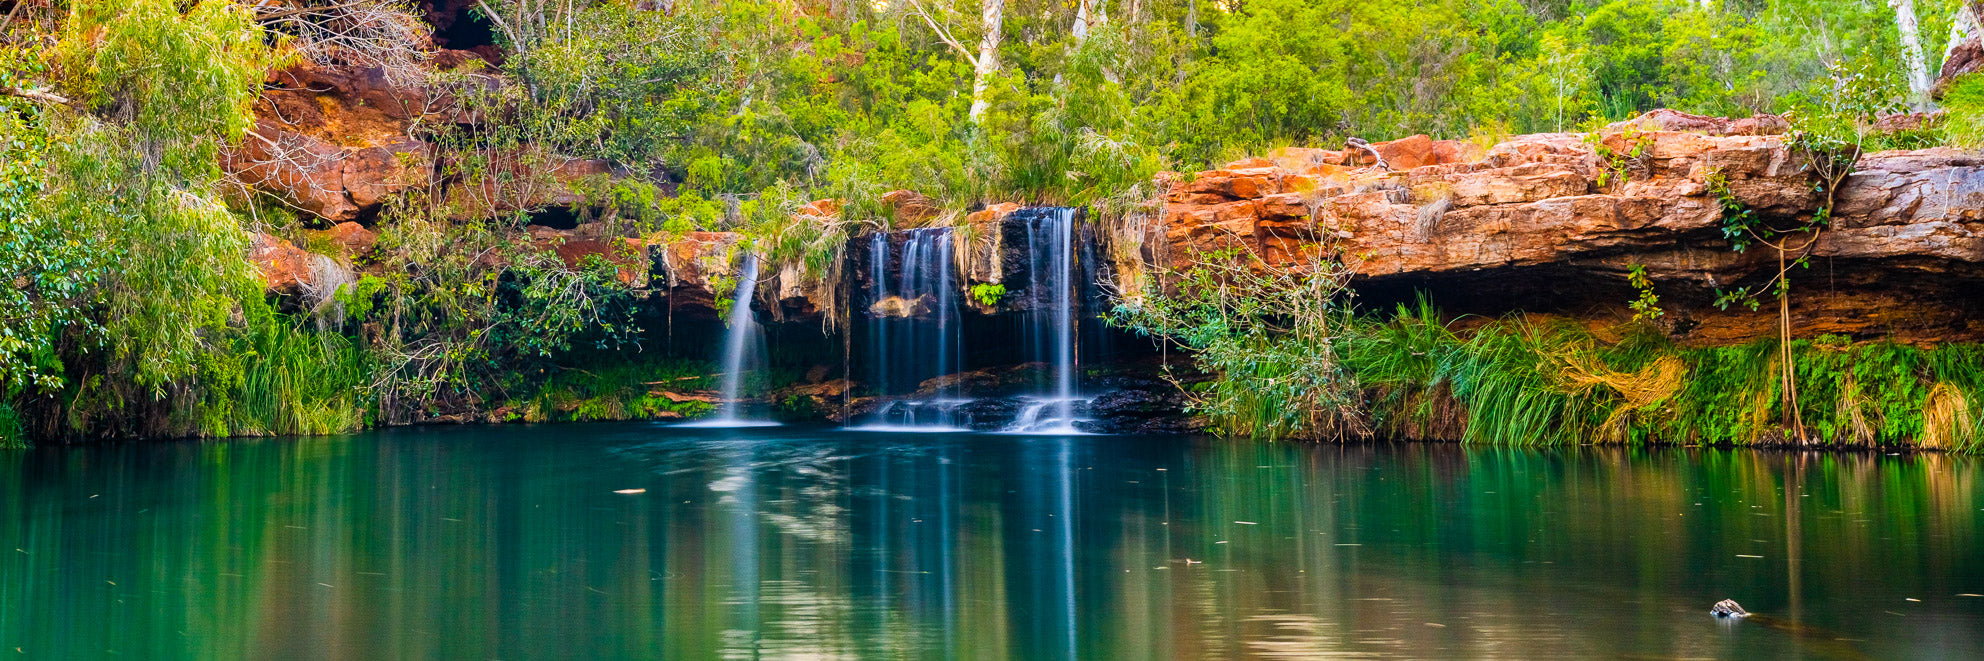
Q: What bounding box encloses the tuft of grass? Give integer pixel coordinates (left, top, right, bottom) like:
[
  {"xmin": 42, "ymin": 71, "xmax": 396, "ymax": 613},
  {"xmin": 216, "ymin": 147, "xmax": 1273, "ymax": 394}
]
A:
[
  {"xmin": 0, "ymin": 404, "xmax": 25, "ymax": 449},
  {"xmin": 1336, "ymin": 305, "xmax": 1983, "ymax": 451},
  {"xmin": 1942, "ymin": 75, "xmax": 1984, "ymax": 149},
  {"xmin": 222, "ymin": 304, "xmax": 372, "ymax": 437}
]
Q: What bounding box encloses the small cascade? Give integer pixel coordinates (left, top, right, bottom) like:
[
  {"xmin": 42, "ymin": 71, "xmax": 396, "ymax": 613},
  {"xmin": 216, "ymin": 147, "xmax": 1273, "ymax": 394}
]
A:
[
  {"xmin": 853, "ymin": 227, "xmax": 964, "ymax": 431},
  {"xmin": 862, "ymin": 399, "xmax": 972, "ymax": 432},
  {"xmin": 681, "ymin": 253, "xmax": 779, "ymax": 428},
  {"xmin": 1008, "ymin": 208, "xmax": 1089, "ymax": 434}
]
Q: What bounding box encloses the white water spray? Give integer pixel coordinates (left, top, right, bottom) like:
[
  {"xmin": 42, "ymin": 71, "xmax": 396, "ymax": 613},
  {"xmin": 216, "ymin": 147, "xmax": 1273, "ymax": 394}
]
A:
[
  {"xmin": 1008, "ymin": 208, "xmax": 1087, "ymax": 434},
  {"xmin": 681, "ymin": 252, "xmax": 779, "ymax": 428},
  {"xmin": 853, "ymin": 228, "xmax": 967, "ymax": 431}
]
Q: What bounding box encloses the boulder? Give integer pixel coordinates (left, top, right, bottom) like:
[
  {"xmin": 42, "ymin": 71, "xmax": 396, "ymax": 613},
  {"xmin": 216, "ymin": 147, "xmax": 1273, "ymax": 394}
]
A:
[
  {"xmin": 1349, "ymin": 134, "xmax": 1435, "ymax": 170},
  {"xmin": 249, "ymin": 233, "xmax": 315, "ymax": 296},
  {"xmin": 304, "ymin": 222, "xmax": 379, "ymax": 260},
  {"xmin": 881, "ymin": 189, "xmax": 942, "ymax": 225}
]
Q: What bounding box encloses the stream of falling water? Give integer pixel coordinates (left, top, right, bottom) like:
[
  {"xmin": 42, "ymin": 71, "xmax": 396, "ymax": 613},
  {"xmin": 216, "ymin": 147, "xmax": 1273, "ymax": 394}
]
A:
[
  {"xmin": 681, "ymin": 252, "xmax": 779, "ymax": 428},
  {"xmin": 856, "ymin": 228, "xmax": 966, "ymax": 431},
  {"xmin": 1009, "ymin": 207, "xmax": 1085, "ymax": 434},
  {"xmin": 849, "ymin": 208, "xmax": 1089, "ymax": 433}
]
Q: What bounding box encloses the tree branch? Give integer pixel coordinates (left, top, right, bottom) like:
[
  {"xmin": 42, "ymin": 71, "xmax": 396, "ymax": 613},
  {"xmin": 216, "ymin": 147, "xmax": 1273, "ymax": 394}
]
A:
[
  {"xmin": 2, "ymin": 86, "xmax": 69, "ymax": 105},
  {"xmin": 904, "ymin": 0, "xmax": 978, "ymax": 69},
  {"xmin": 256, "ymin": 1, "xmax": 369, "ymax": 22},
  {"xmin": 472, "ymin": 0, "xmax": 524, "ymax": 50}
]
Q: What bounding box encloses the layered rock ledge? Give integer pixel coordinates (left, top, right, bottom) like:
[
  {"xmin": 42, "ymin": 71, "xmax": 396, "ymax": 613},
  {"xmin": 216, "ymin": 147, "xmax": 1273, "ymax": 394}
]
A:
[{"xmin": 1150, "ymin": 111, "xmax": 1984, "ymax": 343}]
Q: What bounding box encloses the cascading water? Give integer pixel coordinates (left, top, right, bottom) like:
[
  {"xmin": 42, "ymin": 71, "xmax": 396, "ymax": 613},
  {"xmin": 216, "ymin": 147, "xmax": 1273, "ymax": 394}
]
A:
[
  {"xmin": 680, "ymin": 252, "xmax": 779, "ymax": 428},
  {"xmin": 1008, "ymin": 208, "xmax": 1086, "ymax": 434},
  {"xmin": 854, "ymin": 227, "xmax": 966, "ymax": 431}
]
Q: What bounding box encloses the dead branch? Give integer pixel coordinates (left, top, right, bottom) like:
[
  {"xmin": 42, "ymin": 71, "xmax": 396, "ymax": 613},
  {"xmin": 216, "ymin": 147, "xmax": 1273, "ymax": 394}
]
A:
[
  {"xmin": 262, "ymin": 1, "xmax": 432, "ymax": 87},
  {"xmin": 2, "ymin": 86, "xmax": 68, "ymax": 105}
]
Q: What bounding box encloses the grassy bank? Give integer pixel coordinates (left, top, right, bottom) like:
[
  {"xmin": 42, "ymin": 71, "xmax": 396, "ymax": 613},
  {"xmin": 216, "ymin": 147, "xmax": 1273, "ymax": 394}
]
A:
[{"xmin": 1332, "ymin": 305, "xmax": 1984, "ymax": 452}]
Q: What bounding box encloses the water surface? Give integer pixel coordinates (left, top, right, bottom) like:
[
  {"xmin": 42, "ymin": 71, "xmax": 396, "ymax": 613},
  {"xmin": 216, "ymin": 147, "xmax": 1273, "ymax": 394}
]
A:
[{"xmin": 2, "ymin": 424, "xmax": 1980, "ymax": 659}]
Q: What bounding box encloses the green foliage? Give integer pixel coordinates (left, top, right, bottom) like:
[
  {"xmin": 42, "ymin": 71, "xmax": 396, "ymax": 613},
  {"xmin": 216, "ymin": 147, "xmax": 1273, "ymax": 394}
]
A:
[
  {"xmin": 53, "ymin": 0, "xmax": 289, "ymax": 175},
  {"xmin": 39, "ymin": 0, "xmax": 283, "ymax": 394},
  {"xmin": 1705, "ymin": 167, "xmax": 1761, "ymax": 253},
  {"xmin": 1626, "ymin": 264, "xmax": 1662, "ymax": 322},
  {"xmin": 1111, "ymin": 247, "xmax": 1361, "ymax": 440},
  {"xmin": 0, "ymin": 404, "xmax": 21, "ymax": 449},
  {"xmin": 4, "ymin": 0, "xmax": 1979, "ymax": 446},
  {"xmin": 0, "ymin": 91, "xmax": 96, "ymax": 397},
  {"xmin": 1939, "ymin": 75, "xmax": 1984, "ymax": 148},
  {"xmin": 969, "ymin": 283, "xmax": 1006, "ymax": 307},
  {"xmin": 359, "ymin": 211, "xmax": 644, "ymax": 421},
  {"xmin": 1585, "ymin": 126, "xmax": 1652, "ymax": 189},
  {"xmin": 506, "ymin": 354, "xmax": 718, "ymax": 424}
]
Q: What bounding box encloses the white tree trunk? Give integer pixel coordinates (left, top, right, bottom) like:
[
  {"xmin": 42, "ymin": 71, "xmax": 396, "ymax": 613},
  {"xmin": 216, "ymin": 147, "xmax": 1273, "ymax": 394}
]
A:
[
  {"xmin": 1073, "ymin": 0, "xmax": 1106, "ymax": 43},
  {"xmin": 1890, "ymin": 0, "xmax": 1933, "ymax": 109},
  {"xmin": 969, "ymin": 0, "xmax": 1004, "ymax": 123}
]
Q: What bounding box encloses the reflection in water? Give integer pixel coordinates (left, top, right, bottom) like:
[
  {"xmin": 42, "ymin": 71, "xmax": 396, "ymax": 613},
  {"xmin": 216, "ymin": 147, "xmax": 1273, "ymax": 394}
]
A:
[{"xmin": 2, "ymin": 424, "xmax": 1982, "ymax": 659}]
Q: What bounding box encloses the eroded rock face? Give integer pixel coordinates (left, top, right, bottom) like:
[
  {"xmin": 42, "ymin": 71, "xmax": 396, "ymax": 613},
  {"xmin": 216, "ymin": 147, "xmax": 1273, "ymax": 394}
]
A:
[
  {"xmin": 231, "ymin": 58, "xmax": 618, "ymax": 224},
  {"xmin": 1148, "ymin": 111, "xmax": 1984, "ymax": 343},
  {"xmin": 225, "ymin": 61, "xmax": 453, "ymax": 222},
  {"xmin": 1937, "ymin": 2, "xmax": 1984, "ymax": 98}
]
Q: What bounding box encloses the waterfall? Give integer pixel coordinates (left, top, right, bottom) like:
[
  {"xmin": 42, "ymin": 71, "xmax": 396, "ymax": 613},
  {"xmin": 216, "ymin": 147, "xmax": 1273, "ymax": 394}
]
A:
[
  {"xmin": 868, "ymin": 233, "xmax": 890, "ymax": 398},
  {"xmin": 1008, "ymin": 208, "xmax": 1086, "ymax": 434},
  {"xmin": 854, "ymin": 227, "xmax": 966, "ymax": 431},
  {"xmin": 681, "ymin": 252, "xmax": 779, "ymax": 428}
]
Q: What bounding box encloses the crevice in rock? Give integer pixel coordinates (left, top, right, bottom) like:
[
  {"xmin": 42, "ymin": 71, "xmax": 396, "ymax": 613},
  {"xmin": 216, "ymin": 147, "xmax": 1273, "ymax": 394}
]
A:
[
  {"xmin": 421, "ymin": 0, "xmax": 501, "ymax": 61},
  {"xmin": 524, "ymin": 205, "xmax": 587, "ymax": 230}
]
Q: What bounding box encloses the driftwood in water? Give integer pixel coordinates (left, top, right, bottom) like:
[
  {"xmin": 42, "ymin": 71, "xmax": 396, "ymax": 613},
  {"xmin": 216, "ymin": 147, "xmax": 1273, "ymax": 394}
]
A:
[{"xmin": 1711, "ymin": 599, "xmax": 1877, "ymax": 661}]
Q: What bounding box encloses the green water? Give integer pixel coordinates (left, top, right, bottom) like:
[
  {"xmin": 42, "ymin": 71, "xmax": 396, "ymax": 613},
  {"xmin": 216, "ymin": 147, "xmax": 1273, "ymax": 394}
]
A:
[{"xmin": 2, "ymin": 423, "xmax": 1980, "ymax": 659}]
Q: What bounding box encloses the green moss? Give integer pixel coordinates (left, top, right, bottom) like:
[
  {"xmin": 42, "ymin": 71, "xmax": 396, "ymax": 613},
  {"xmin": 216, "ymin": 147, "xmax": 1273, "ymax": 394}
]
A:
[{"xmin": 506, "ymin": 354, "xmax": 719, "ymax": 424}]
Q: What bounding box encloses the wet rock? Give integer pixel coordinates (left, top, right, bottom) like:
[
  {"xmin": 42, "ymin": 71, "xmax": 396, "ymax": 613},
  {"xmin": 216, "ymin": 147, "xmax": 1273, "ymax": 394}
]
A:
[
  {"xmin": 1711, "ymin": 599, "xmax": 1750, "ymax": 618},
  {"xmin": 949, "ymin": 398, "xmax": 1025, "ymax": 430},
  {"xmin": 1081, "ymin": 388, "xmax": 1200, "ymax": 434}
]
